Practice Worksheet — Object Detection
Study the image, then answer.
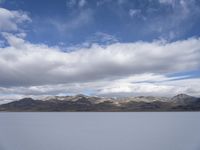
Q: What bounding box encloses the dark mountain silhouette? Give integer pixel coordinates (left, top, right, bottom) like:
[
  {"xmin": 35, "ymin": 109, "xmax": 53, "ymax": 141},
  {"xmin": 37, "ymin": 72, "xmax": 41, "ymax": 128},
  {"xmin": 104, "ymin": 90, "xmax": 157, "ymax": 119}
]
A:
[{"xmin": 0, "ymin": 94, "xmax": 200, "ymax": 111}]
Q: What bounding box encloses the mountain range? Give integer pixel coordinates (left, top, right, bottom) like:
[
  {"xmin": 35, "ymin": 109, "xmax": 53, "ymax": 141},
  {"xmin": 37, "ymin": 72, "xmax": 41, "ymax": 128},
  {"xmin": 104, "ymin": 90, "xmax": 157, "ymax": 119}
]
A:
[{"xmin": 0, "ymin": 94, "xmax": 200, "ymax": 111}]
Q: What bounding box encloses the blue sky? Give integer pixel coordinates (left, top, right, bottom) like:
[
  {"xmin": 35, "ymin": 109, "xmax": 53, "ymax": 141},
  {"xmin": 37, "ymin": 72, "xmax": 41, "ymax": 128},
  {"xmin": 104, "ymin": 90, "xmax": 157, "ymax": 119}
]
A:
[
  {"xmin": 0, "ymin": 0, "xmax": 200, "ymax": 100},
  {"xmin": 1, "ymin": 0, "xmax": 200, "ymax": 45}
]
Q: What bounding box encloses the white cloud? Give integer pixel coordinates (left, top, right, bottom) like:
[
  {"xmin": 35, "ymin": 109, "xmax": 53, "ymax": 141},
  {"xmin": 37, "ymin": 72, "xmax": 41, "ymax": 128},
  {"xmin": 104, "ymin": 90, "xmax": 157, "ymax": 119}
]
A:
[
  {"xmin": 0, "ymin": 7, "xmax": 31, "ymax": 32},
  {"xmin": 99, "ymin": 82, "xmax": 176, "ymax": 96},
  {"xmin": 2, "ymin": 32, "xmax": 26, "ymax": 48},
  {"xmin": 98, "ymin": 74, "xmax": 200, "ymax": 97},
  {"xmin": 129, "ymin": 9, "xmax": 141, "ymax": 17},
  {"xmin": 0, "ymin": 73, "xmax": 200, "ymax": 98},
  {"xmin": 0, "ymin": 33, "xmax": 200, "ymax": 90}
]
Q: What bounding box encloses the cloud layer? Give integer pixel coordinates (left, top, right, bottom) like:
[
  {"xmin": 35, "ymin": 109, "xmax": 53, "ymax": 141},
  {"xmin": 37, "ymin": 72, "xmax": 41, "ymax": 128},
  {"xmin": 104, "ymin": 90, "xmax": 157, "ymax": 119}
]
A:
[
  {"xmin": 0, "ymin": 32, "xmax": 200, "ymax": 97},
  {"xmin": 0, "ymin": 33, "xmax": 200, "ymax": 87},
  {"xmin": 0, "ymin": 6, "xmax": 200, "ymax": 98}
]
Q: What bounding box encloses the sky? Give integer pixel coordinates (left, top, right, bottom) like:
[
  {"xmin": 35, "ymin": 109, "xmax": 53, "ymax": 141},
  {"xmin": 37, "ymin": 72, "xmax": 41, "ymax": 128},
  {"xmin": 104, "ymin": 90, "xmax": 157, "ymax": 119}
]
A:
[{"xmin": 0, "ymin": 0, "xmax": 200, "ymax": 101}]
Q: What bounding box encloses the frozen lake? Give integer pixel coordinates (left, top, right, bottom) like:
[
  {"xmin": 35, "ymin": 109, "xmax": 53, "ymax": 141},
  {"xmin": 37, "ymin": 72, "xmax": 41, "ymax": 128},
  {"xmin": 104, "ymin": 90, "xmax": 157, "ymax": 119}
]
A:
[{"xmin": 0, "ymin": 112, "xmax": 200, "ymax": 150}]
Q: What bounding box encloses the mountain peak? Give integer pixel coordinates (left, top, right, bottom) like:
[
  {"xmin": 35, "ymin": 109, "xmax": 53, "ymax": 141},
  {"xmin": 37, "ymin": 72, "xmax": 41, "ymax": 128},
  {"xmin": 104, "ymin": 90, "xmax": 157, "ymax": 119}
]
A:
[
  {"xmin": 171, "ymin": 93, "xmax": 198, "ymax": 105},
  {"xmin": 172, "ymin": 94, "xmax": 193, "ymax": 100}
]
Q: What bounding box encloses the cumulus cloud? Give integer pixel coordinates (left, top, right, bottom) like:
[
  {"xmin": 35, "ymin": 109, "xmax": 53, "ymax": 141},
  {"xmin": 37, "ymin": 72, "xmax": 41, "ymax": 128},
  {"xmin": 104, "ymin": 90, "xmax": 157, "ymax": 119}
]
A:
[
  {"xmin": 0, "ymin": 7, "xmax": 31, "ymax": 32},
  {"xmin": 0, "ymin": 33, "xmax": 200, "ymax": 89}
]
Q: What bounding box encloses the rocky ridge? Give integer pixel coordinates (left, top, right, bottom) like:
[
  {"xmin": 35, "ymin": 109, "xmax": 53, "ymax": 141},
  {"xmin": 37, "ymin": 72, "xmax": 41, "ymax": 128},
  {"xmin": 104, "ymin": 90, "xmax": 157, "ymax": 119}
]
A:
[{"xmin": 0, "ymin": 94, "xmax": 199, "ymax": 111}]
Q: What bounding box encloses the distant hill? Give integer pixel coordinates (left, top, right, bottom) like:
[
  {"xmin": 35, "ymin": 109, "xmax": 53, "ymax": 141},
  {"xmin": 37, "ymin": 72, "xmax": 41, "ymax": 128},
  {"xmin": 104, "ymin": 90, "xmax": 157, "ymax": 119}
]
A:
[{"xmin": 0, "ymin": 94, "xmax": 200, "ymax": 111}]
